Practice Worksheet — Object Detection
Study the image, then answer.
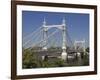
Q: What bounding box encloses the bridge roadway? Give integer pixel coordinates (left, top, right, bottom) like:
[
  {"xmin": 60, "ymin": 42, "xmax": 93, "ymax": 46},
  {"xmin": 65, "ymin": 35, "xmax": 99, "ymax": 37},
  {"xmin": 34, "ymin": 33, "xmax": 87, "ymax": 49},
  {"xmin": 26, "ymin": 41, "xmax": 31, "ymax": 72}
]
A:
[{"xmin": 31, "ymin": 49, "xmax": 81, "ymax": 60}]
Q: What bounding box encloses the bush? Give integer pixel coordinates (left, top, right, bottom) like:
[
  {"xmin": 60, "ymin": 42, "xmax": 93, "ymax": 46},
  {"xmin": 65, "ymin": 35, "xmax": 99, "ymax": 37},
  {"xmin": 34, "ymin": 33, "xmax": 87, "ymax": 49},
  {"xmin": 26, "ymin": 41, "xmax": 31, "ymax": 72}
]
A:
[
  {"xmin": 82, "ymin": 54, "xmax": 89, "ymax": 66},
  {"xmin": 54, "ymin": 58, "xmax": 65, "ymax": 67},
  {"xmin": 22, "ymin": 49, "xmax": 40, "ymax": 68}
]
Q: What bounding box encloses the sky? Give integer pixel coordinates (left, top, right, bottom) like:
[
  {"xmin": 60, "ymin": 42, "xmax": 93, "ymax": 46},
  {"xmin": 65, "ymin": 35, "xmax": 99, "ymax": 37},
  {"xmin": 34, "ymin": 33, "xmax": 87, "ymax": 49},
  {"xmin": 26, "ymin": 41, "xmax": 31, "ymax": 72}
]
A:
[{"xmin": 22, "ymin": 11, "xmax": 89, "ymax": 48}]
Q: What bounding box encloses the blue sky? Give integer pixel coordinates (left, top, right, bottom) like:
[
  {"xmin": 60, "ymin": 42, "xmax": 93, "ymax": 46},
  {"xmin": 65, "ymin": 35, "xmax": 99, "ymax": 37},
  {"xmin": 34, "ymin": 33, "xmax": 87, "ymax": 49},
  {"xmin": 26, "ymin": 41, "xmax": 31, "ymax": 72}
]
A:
[{"xmin": 22, "ymin": 11, "xmax": 89, "ymax": 47}]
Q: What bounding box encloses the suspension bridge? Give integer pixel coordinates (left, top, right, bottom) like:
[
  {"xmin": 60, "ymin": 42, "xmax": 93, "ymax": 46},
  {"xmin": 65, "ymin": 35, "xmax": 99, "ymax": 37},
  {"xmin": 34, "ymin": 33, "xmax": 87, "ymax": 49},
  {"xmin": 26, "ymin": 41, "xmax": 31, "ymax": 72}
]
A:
[{"xmin": 23, "ymin": 18, "xmax": 87, "ymax": 61}]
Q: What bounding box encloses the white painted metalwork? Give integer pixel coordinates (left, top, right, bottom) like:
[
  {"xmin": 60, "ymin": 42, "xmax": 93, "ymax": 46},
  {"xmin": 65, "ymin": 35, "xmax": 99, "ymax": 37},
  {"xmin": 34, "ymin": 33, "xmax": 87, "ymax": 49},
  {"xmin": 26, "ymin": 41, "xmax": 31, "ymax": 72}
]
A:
[
  {"xmin": 74, "ymin": 39, "xmax": 86, "ymax": 56},
  {"xmin": 23, "ymin": 18, "xmax": 87, "ymax": 61},
  {"xmin": 42, "ymin": 18, "xmax": 67, "ymax": 60}
]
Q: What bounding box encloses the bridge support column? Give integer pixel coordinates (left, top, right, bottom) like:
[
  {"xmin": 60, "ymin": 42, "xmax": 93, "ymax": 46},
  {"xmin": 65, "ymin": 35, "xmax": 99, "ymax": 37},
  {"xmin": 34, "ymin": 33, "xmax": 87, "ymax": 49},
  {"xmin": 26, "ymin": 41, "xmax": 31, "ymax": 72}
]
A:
[
  {"xmin": 77, "ymin": 52, "xmax": 82, "ymax": 65},
  {"xmin": 83, "ymin": 39, "xmax": 86, "ymax": 56},
  {"xmin": 43, "ymin": 18, "xmax": 48, "ymax": 51},
  {"xmin": 61, "ymin": 18, "xmax": 67, "ymax": 61}
]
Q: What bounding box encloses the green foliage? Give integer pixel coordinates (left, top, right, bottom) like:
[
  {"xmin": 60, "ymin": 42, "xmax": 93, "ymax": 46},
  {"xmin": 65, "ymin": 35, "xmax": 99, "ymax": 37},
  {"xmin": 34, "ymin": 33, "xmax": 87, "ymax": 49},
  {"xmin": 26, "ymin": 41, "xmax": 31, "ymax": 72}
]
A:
[
  {"xmin": 22, "ymin": 48, "xmax": 89, "ymax": 68},
  {"xmin": 22, "ymin": 48, "xmax": 65, "ymax": 68},
  {"xmin": 41, "ymin": 58, "xmax": 65, "ymax": 68},
  {"xmin": 53, "ymin": 58, "xmax": 65, "ymax": 67},
  {"xmin": 22, "ymin": 49, "xmax": 40, "ymax": 68},
  {"xmin": 86, "ymin": 47, "xmax": 89, "ymax": 53},
  {"xmin": 82, "ymin": 54, "xmax": 89, "ymax": 65}
]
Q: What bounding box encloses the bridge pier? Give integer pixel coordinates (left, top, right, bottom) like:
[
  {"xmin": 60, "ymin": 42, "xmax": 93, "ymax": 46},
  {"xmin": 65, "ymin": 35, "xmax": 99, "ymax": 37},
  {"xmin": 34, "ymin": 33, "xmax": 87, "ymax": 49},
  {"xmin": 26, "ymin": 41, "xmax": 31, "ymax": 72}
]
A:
[
  {"xmin": 77, "ymin": 52, "xmax": 81, "ymax": 58},
  {"xmin": 61, "ymin": 49, "xmax": 67, "ymax": 61}
]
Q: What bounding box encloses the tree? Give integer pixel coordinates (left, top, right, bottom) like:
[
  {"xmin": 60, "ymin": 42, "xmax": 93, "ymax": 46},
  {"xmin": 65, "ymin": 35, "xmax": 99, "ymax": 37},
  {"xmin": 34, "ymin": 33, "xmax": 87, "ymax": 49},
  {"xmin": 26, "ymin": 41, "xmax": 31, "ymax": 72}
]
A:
[
  {"xmin": 86, "ymin": 47, "xmax": 89, "ymax": 53},
  {"xmin": 22, "ymin": 48, "xmax": 40, "ymax": 68}
]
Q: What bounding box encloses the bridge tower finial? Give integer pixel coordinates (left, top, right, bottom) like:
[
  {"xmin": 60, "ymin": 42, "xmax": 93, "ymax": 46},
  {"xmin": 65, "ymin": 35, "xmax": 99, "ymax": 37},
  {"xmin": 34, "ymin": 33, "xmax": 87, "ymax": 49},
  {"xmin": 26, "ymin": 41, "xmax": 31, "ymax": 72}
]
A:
[
  {"xmin": 62, "ymin": 17, "xmax": 66, "ymax": 26},
  {"xmin": 43, "ymin": 17, "xmax": 46, "ymax": 26}
]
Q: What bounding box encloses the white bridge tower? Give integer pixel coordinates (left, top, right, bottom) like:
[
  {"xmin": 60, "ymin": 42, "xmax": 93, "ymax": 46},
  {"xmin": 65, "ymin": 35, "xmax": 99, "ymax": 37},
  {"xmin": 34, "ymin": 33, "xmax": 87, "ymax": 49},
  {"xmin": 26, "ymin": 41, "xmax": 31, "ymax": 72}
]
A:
[
  {"xmin": 61, "ymin": 18, "xmax": 67, "ymax": 60},
  {"xmin": 42, "ymin": 18, "xmax": 48, "ymax": 50},
  {"xmin": 74, "ymin": 39, "xmax": 86, "ymax": 57}
]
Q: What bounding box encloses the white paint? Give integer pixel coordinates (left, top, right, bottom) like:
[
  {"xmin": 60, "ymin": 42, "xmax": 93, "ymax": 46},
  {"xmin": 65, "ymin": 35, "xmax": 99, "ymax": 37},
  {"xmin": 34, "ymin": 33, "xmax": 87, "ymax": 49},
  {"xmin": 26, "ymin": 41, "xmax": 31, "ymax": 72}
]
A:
[
  {"xmin": 42, "ymin": 18, "xmax": 67, "ymax": 60},
  {"xmin": 61, "ymin": 51, "xmax": 67, "ymax": 60},
  {"xmin": 77, "ymin": 52, "xmax": 81, "ymax": 57},
  {"xmin": 0, "ymin": 0, "xmax": 100, "ymax": 80}
]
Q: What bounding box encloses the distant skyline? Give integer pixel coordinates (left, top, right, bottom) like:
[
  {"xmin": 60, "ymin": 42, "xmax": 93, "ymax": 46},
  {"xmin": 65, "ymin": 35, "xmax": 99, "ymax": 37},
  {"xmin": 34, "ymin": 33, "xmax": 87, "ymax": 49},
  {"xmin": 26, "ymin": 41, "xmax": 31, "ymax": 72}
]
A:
[{"xmin": 22, "ymin": 11, "xmax": 89, "ymax": 48}]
